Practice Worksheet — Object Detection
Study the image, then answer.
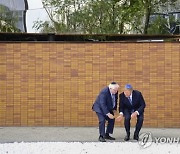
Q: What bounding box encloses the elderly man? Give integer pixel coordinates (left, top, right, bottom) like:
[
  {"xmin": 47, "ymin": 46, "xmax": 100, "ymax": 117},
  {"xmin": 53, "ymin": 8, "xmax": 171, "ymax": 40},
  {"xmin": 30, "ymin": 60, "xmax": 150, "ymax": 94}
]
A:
[
  {"xmin": 116, "ymin": 84, "xmax": 146, "ymax": 141},
  {"xmin": 92, "ymin": 82, "xmax": 119, "ymax": 142}
]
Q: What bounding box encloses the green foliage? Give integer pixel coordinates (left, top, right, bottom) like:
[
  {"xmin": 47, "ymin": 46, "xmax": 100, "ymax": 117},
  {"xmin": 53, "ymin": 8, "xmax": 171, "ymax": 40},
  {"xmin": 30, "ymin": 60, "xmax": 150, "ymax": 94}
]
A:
[
  {"xmin": 147, "ymin": 15, "xmax": 169, "ymax": 34},
  {"xmin": 0, "ymin": 4, "xmax": 20, "ymax": 32},
  {"xmin": 33, "ymin": 0, "xmax": 179, "ymax": 34}
]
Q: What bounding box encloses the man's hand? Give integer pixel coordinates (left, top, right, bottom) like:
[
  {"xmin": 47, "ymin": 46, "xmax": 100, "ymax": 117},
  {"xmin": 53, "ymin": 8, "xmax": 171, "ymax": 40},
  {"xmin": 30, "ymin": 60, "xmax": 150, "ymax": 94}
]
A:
[
  {"xmin": 107, "ymin": 113, "xmax": 114, "ymax": 119},
  {"xmin": 116, "ymin": 114, "xmax": 123, "ymax": 122},
  {"xmin": 131, "ymin": 112, "xmax": 138, "ymax": 118}
]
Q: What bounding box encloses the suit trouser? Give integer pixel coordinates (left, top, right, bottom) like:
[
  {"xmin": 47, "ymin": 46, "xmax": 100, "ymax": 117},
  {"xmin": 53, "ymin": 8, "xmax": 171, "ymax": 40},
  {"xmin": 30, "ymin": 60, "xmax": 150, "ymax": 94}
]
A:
[
  {"xmin": 124, "ymin": 109, "xmax": 144, "ymax": 136},
  {"xmin": 96, "ymin": 112, "xmax": 115, "ymax": 137}
]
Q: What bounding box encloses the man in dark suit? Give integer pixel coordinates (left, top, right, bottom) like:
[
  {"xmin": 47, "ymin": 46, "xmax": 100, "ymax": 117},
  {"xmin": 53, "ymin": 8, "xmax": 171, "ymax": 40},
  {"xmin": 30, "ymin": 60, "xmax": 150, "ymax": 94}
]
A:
[
  {"xmin": 92, "ymin": 82, "xmax": 119, "ymax": 142},
  {"xmin": 116, "ymin": 84, "xmax": 146, "ymax": 141}
]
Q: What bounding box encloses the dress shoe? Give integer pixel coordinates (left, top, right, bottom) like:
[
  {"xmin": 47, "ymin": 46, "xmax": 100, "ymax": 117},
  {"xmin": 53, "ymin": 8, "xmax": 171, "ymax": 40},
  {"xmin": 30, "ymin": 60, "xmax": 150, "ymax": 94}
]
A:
[
  {"xmin": 99, "ymin": 136, "xmax": 106, "ymax": 142},
  {"xmin": 105, "ymin": 134, "xmax": 115, "ymax": 140},
  {"xmin": 133, "ymin": 135, "xmax": 139, "ymax": 141},
  {"xmin": 124, "ymin": 135, "xmax": 130, "ymax": 141}
]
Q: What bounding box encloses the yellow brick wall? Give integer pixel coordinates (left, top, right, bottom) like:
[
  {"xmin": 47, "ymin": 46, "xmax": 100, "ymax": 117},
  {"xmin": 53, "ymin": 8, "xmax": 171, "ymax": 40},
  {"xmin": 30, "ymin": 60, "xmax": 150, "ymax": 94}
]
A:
[{"xmin": 0, "ymin": 42, "xmax": 179, "ymax": 127}]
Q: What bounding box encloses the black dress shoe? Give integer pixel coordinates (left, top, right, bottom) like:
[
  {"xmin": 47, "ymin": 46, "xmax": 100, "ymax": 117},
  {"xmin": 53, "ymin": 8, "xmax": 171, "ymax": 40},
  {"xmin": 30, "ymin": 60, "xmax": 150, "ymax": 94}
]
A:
[
  {"xmin": 124, "ymin": 135, "xmax": 130, "ymax": 141},
  {"xmin": 99, "ymin": 136, "xmax": 106, "ymax": 142},
  {"xmin": 133, "ymin": 135, "xmax": 139, "ymax": 141},
  {"xmin": 105, "ymin": 134, "xmax": 115, "ymax": 140}
]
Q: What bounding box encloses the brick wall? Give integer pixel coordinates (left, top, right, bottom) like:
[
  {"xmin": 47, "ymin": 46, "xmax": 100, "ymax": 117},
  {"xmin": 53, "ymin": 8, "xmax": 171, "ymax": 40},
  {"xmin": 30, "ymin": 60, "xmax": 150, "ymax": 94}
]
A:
[{"xmin": 0, "ymin": 42, "xmax": 179, "ymax": 127}]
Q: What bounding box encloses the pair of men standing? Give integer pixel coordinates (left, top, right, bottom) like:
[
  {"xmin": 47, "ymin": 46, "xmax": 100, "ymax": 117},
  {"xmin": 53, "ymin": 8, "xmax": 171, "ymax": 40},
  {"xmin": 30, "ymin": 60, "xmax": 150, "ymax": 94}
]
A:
[{"xmin": 92, "ymin": 82, "xmax": 146, "ymax": 142}]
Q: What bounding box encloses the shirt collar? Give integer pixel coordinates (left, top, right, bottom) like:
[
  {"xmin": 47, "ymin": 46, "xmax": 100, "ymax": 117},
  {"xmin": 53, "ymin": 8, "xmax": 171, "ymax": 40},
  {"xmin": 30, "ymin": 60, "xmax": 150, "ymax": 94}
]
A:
[{"xmin": 129, "ymin": 92, "xmax": 132, "ymax": 99}]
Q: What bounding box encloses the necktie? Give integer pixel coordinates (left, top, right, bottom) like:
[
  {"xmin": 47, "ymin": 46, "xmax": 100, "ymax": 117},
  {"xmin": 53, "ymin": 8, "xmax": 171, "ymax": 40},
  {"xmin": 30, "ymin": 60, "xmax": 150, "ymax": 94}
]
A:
[
  {"xmin": 112, "ymin": 94, "xmax": 115, "ymax": 108},
  {"xmin": 128, "ymin": 97, "xmax": 132, "ymax": 105}
]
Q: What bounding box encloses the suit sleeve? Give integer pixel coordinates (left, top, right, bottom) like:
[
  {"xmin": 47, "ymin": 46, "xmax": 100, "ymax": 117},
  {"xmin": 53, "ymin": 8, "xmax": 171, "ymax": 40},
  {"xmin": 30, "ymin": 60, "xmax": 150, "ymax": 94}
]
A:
[
  {"xmin": 137, "ymin": 92, "xmax": 146, "ymax": 114},
  {"xmin": 119, "ymin": 94, "xmax": 124, "ymax": 114},
  {"xmin": 113, "ymin": 92, "xmax": 118, "ymax": 110},
  {"xmin": 99, "ymin": 93, "xmax": 109, "ymax": 115}
]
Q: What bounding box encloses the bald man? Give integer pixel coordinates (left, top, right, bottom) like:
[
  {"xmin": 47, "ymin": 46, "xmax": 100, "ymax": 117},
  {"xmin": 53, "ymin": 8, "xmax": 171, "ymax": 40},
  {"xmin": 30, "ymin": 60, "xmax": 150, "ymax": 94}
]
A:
[{"xmin": 92, "ymin": 82, "xmax": 119, "ymax": 142}]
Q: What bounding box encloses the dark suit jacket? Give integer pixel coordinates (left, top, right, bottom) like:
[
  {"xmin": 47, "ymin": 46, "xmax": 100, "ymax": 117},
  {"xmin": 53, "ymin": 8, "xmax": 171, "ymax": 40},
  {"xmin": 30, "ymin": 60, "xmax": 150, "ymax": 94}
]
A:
[
  {"xmin": 92, "ymin": 87, "xmax": 118, "ymax": 115},
  {"xmin": 119, "ymin": 90, "xmax": 146, "ymax": 115}
]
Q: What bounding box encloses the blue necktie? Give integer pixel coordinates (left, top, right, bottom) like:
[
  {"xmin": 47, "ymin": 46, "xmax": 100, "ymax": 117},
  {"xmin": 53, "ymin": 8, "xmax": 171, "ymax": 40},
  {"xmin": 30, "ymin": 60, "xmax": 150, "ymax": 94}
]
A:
[
  {"xmin": 128, "ymin": 97, "xmax": 132, "ymax": 105},
  {"xmin": 112, "ymin": 94, "xmax": 115, "ymax": 108},
  {"xmin": 128, "ymin": 97, "xmax": 134, "ymax": 113}
]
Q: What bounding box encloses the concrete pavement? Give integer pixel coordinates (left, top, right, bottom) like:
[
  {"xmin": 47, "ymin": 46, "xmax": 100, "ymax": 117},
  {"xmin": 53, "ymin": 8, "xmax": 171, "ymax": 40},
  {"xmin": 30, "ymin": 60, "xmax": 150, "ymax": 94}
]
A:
[{"xmin": 0, "ymin": 127, "xmax": 179, "ymax": 143}]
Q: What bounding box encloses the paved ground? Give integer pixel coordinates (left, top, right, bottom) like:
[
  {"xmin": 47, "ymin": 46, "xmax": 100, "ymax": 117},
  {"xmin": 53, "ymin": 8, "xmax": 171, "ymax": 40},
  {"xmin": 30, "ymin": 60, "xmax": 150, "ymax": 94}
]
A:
[{"xmin": 0, "ymin": 127, "xmax": 179, "ymax": 143}]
